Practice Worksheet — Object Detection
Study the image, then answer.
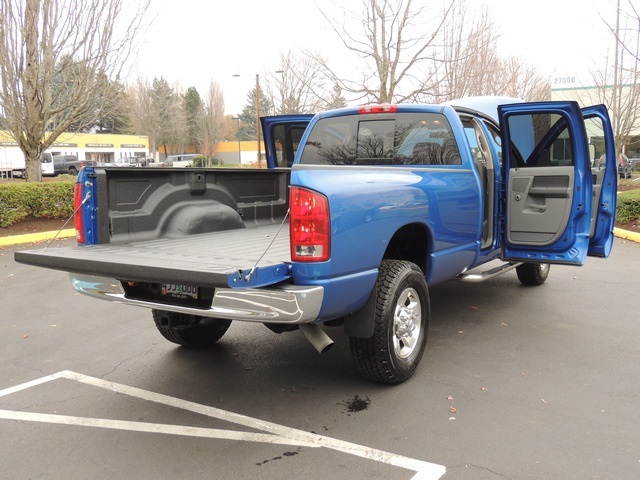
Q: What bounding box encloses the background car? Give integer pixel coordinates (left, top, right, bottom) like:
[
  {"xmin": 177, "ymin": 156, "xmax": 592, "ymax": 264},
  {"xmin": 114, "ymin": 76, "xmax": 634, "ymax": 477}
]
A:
[
  {"xmin": 597, "ymin": 153, "xmax": 633, "ymax": 178},
  {"xmin": 618, "ymin": 153, "xmax": 632, "ymax": 178}
]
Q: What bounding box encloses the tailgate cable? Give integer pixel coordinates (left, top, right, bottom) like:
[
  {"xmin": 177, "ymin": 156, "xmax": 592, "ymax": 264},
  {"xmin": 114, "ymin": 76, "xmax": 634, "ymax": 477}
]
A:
[
  {"xmin": 44, "ymin": 191, "xmax": 91, "ymax": 249},
  {"xmin": 243, "ymin": 209, "xmax": 290, "ymax": 282}
]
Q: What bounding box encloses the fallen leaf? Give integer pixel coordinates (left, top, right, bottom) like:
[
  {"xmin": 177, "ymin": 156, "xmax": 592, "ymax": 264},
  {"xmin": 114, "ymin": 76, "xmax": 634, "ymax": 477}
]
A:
[{"xmin": 450, "ymin": 406, "xmax": 457, "ymax": 414}]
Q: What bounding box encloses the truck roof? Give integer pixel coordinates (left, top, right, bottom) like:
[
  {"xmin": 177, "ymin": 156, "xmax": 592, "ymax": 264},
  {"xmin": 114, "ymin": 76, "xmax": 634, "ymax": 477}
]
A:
[{"xmin": 441, "ymin": 96, "xmax": 524, "ymax": 122}]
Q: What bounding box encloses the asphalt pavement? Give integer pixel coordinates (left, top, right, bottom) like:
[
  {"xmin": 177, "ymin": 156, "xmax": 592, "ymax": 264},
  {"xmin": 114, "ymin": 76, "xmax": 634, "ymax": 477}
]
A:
[{"xmin": 1, "ymin": 235, "xmax": 639, "ymax": 479}]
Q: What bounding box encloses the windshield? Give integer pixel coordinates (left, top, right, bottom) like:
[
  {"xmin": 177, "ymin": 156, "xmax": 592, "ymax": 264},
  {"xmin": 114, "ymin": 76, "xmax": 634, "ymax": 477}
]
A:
[{"xmin": 300, "ymin": 112, "xmax": 461, "ymax": 166}]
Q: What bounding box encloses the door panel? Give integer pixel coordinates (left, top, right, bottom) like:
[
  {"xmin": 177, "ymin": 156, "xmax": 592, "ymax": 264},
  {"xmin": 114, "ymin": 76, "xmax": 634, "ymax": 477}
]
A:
[{"xmin": 508, "ymin": 168, "xmax": 573, "ymax": 245}]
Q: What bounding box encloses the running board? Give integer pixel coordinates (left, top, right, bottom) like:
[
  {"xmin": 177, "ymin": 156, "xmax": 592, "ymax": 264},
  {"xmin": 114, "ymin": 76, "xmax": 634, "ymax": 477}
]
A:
[{"xmin": 458, "ymin": 262, "xmax": 522, "ymax": 283}]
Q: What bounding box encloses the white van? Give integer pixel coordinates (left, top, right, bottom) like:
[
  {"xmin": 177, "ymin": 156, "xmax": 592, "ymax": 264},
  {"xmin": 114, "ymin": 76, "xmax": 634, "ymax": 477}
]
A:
[{"xmin": 41, "ymin": 151, "xmax": 54, "ymax": 176}]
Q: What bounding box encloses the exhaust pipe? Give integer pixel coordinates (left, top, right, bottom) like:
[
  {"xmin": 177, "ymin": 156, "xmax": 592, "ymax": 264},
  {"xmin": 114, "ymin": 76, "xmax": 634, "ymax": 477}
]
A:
[{"xmin": 300, "ymin": 324, "xmax": 334, "ymax": 353}]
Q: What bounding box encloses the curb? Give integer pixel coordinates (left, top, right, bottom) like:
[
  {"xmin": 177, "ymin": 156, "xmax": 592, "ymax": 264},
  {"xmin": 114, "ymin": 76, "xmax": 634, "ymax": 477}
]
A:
[
  {"xmin": 613, "ymin": 227, "xmax": 640, "ymax": 244},
  {"xmin": 2, "ymin": 227, "xmax": 640, "ymax": 249},
  {"xmin": 0, "ymin": 229, "xmax": 76, "ymax": 248}
]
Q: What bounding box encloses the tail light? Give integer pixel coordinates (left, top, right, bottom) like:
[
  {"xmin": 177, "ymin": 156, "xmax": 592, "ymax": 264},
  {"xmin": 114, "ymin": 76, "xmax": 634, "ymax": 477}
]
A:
[
  {"xmin": 74, "ymin": 182, "xmax": 85, "ymax": 244},
  {"xmin": 290, "ymin": 187, "xmax": 330, "ymax": 262}
]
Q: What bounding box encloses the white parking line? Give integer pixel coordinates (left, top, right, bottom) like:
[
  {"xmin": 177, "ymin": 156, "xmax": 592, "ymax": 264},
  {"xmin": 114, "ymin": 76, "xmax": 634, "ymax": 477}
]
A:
[{"xmin": 0, "ymin": 371, "xmax": 446, "ymax": 479}]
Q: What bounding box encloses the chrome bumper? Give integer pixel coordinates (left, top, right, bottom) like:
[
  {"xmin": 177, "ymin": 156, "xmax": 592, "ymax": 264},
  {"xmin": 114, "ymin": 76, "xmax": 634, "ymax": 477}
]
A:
[{"xmin": 70, "ymin": 274, "xmax": 323, "ymax": 324}]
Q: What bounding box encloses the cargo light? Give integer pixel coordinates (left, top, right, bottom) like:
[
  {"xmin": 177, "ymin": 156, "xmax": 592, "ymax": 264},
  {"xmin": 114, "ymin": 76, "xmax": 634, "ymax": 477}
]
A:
[
  {"xmin": 289, "ymin": 187, "xmax": 330, "ymax": 262},
  {"xmin": 358, "ymin": 104, "xmax": 397, "ymax": 114},
  {"xmin": 74, "ymin": 182, "xmax": 85, "ymax": 244}
]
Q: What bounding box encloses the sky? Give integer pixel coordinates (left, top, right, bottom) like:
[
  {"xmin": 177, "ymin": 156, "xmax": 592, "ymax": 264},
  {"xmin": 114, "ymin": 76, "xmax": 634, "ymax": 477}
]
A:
[{"xmin": 131, "ymin": 0, "xmax": 616, "ymax": 115}]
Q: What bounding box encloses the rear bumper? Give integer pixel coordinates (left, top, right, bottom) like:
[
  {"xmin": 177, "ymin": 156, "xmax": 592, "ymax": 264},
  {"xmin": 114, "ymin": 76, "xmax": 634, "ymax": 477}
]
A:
[{"xmin": 70, "ymin": 274, "xmax": 323, "ymax": 324}]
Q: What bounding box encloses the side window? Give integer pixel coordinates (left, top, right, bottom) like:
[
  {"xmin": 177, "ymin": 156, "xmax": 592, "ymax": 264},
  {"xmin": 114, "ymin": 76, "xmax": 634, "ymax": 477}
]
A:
[
  {"xmin": 462, "ymin": 119, "xmax": 489, "ymax": 165},
  {"xmin": 506, "ymin": 113, "xmax": 574, "ymax": 168},
  {"xmin": 483, "ymin": 122, "xmax": 502, "ymax": 166},
  {"xmin": 272, "ymin": 124, "xmax": 307, "ymax": 167},
  {"xmin": 583, "ymin": 117, "xmax": 607, "ymax": 168}
]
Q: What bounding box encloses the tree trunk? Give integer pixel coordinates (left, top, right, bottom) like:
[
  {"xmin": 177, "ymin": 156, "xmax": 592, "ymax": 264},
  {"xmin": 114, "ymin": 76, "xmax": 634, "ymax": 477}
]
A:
[{"xmin": 24, "ymin": 150, "xmax": 43, "ymax": 182}]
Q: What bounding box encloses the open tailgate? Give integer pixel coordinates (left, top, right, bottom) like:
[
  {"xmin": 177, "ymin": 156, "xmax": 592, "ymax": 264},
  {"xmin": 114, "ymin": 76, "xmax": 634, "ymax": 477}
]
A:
[{"xmin": 14, "ymin": 224, "xmax": 292, "ymax": 289}]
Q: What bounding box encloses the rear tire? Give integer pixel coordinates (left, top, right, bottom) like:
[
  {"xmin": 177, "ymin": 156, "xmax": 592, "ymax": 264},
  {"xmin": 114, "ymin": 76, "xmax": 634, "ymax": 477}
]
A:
[
  {"xmin": 516, "ymin": 263, "xmax": 550, "ymax": 286},
  {"xmin": 152, "ymin": 310, "xmax": 231, "ymax": 348},
  {"xmin": 349, "ymin": 260, "xmax": 429, "ymax": 384}
]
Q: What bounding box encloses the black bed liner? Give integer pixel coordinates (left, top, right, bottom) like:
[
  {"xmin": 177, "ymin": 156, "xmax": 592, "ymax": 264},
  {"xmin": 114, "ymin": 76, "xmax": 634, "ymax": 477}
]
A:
[{"xmin": 15, "ymin": 224, "xmax": 291, "ymax": 288}]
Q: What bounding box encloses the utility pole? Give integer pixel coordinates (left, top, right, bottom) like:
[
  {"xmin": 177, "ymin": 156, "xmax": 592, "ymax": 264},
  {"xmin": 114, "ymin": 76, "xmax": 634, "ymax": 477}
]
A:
[
  {"xmin": 612, "ymin": 0, "xmax": 621, "ymax": 151},
  {"xmin": 256, "ymin": 74, "xmax": 262, "ymax": 167}
]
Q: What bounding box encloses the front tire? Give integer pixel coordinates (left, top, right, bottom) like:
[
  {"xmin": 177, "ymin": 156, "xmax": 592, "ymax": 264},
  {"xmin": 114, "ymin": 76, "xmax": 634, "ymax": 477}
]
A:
[
  {"xmin": 349, "ymin": 260, "xmax": 429, "ymax": 384},
  {"xmin": 516, "ymin": 262, "xmax": 550, "ymax": 286},
  {"xmin": 152, "ymin": 310, "xmax": 231, "ymax": 348}
]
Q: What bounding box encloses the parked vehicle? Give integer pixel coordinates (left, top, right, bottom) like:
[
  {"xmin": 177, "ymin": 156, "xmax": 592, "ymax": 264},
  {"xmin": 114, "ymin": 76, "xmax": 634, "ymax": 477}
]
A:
[
  {"xmin": 41, "ymin": 152, "xmax": 54, "ymax": 176},
  {"xmin": 598, "ymin": 153, "xmax": 632, "ymax": 178},
  {"xmin": 617, "ymin": 153, "xmax": 632, "ymax": 178},
  {"xmin": 52, "ymin": 154, "xmax": 97, "ymax": 176},
  {"xmin": 15, "ymin": 97, "xmax": 618, "ymax": 384},
  {"xmin": 0, "ymin": 150, "xmax": 53, "ymax": 178},
  {"xmin": 98, "ymin": 157, "xmax": 144, "ymax": 168},
  {"xmin": 150, "ymin": 154, "xmax": 199, "ymax": 168}
]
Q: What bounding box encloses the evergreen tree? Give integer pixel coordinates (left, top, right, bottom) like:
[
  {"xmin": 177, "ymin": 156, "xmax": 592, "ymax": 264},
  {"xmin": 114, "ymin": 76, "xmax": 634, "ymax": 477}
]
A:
[
  {"xmin": 325, "ymin": 83, "xmax": 348, "ymax": 110},
  {"xmin": 184, "ymin": 87, "xmax": 203, "ymax": 151},
  {"xmin": 238, "ymin": 86, "xmax": 273, "ymax": 141}
]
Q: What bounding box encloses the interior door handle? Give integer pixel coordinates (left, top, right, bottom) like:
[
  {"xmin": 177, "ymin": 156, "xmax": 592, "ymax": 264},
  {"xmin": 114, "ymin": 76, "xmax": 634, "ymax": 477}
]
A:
[{"xmin": 529, "ymin": 203, "xmax": 547, "ymax": 212}]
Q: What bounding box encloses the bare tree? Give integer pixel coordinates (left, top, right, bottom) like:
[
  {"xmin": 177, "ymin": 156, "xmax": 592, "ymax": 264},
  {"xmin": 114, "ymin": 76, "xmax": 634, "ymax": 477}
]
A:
[
  {"xmin": 0, "ymin": 0, "xmax": 149, "ymax": 181},
  {"xmin": 129, "ymin": 77, "xmax": 185, "ymax": 160},
  {"xmin": 265, "ymin": 51, "xmax": 330, "ymax": 114},
  {"xmin": 430, "ymin": 4, "xmax": 501, "ymax": 102},
  {"xmin": 494, "ymin": 57, "xmax": 551, "ymax": 101},
  {"xmin": 317, "ymin": 0, "xmax": 455, "ymax": 104},
  {"xmin": 199, "ymin": 81, "xmax": 225, "ymax": 162},
  {"xmin": 429, "ymin": 3, "xmax": 550, "ymax": 103},
  {"xmin": 128, "ymin": 79, "xmax": 159, "ymax": 160}
]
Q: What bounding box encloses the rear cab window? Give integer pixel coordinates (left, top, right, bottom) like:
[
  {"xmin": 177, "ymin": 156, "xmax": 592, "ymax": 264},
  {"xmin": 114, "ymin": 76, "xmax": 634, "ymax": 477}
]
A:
[{"xmin": 299, "ymin": 112, "xmax": 462, "ymax": 166}]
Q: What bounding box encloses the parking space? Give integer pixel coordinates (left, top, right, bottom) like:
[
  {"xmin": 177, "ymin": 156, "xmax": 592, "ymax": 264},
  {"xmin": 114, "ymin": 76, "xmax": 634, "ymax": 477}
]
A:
[{"xmin": 1, "ymin": 238, "xmax": 640, "ymax": 479}]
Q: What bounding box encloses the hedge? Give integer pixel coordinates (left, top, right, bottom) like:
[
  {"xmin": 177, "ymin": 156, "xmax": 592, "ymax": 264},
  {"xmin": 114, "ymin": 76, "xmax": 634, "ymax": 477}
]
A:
[
  {"xmin": 0, "ymin": 181, "xmax": 75, "ymax": 228},
  {"xmin": 616, "ymin": 189, "xmax": 640, "ymax": 224}
]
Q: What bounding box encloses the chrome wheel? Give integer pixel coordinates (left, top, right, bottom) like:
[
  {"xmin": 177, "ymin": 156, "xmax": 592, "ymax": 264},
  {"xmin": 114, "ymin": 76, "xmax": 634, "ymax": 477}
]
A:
[{"xmin": 393, "ymin": 287, "xmax": 422, "ymax": 359}]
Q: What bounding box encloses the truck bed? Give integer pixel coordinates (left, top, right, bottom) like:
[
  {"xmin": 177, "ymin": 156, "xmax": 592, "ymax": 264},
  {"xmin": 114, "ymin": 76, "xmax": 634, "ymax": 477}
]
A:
[{"xmin": 15, "ymin": 223, "xmax": 291, "ymax": 288}]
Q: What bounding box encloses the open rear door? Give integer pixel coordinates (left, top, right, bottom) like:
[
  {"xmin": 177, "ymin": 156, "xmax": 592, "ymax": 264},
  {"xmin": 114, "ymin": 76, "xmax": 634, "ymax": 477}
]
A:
[
  {"xmin": 499, "ymin": 101, "xmax": 600, "ymax": 266},
  {"xmin": 582, "ymin": 105, "xmax": 617, "ymax": 258},
  {"xmin": 262, "ymin": 115, "xmax": 313, "ymax": 168}
]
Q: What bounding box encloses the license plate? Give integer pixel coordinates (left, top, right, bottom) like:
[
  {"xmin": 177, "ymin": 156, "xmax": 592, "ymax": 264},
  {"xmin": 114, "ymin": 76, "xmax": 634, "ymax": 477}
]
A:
[{"xmin": 161, "ymin": 283, "xmax": 198, "ymax": 299}]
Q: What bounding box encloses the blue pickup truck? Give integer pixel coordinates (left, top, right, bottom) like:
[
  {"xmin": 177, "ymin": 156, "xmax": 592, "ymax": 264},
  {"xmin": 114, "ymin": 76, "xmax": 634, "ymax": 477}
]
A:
[{"xmin": 15, "ymin": 97, "xmax": 618, "ymax": 384}]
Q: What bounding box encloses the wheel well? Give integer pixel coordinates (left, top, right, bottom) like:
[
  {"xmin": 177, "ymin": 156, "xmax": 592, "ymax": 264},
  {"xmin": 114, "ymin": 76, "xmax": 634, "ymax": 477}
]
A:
[{"xmin": 382, "ymin": 223, "xmax": 430, "ymax": 275}]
